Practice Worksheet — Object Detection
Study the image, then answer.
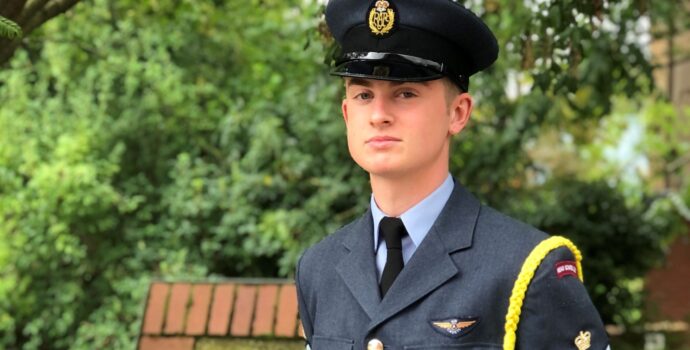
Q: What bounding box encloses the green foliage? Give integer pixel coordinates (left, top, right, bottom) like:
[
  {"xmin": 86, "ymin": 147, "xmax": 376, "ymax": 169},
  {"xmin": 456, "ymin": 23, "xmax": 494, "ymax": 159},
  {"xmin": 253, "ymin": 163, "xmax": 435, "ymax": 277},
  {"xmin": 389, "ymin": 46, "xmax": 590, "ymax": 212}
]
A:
[
  {"xmin": 451, "ymin": 0, "xmax": 656, "ymax": 201},
  {"xmin": 0, "ymin": 0, "xmax": 685, "ymax": 349},
  {"xmin": 0, "ymin": 0, "xmax": 354, "ymax": 348},
  {"xmin": 0, "ymin": 15, "xmax": 22, "ymax": 39}
]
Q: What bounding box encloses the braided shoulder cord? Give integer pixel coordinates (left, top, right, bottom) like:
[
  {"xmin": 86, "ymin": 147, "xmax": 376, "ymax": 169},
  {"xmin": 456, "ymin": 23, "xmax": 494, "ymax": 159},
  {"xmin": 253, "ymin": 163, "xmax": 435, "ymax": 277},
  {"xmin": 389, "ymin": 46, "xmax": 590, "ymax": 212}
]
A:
[{"xmin": 502, "ymin": 236, "xmax": 583, "ymax": 350}]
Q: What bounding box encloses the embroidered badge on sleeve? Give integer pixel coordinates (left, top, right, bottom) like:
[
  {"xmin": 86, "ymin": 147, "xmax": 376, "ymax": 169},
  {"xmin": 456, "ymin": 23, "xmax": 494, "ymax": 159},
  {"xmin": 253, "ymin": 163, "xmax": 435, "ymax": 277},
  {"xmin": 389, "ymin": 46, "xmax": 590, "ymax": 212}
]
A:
[
  {"xmin": 556, "ymin": 260, "xmax": 578, "ymax": 279},
  {"xmin": 574, "ymin": 330, "xmax": 591, "ymax": 350}
]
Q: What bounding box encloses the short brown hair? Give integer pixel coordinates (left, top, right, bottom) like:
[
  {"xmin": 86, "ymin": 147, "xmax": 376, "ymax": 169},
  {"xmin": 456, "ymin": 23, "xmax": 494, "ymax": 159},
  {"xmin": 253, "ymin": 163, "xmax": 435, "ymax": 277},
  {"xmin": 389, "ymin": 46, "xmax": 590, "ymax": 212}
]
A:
[{"xmin": 442, "ymin": 78, "xmax": 461, "ymax": 108}]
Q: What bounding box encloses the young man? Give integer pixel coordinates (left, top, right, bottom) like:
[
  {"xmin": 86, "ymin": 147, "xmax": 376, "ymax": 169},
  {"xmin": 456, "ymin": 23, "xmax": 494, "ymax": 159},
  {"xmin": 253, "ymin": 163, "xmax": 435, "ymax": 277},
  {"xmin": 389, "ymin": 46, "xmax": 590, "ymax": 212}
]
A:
[{"xmin": 296, "ymin": 0, "xmax": 610, "ymax": 349}]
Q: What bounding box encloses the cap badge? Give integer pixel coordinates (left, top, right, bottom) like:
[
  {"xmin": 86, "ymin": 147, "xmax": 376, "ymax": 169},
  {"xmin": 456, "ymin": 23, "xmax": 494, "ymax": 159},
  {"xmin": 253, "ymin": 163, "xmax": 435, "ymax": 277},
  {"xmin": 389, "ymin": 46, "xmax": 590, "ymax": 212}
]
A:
[
  {"xmin": 368, "ymin": 0, "xmax": 395, "ymax": 35},
  {"xmin": 574, "ymin": 330, "xmax": 591, "ymax": 350},
  {"xmin": 430, "ymin": 317, "xmax": 478, "ymax": 338}
]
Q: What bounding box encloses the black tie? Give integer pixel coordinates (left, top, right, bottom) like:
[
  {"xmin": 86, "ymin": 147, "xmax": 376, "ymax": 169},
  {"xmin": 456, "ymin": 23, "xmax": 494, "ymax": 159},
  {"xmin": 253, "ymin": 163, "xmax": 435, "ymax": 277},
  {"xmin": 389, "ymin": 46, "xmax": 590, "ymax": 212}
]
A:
[{"xmin": 379, "ymin": 216, "xmax": 406, "ymax": 298}]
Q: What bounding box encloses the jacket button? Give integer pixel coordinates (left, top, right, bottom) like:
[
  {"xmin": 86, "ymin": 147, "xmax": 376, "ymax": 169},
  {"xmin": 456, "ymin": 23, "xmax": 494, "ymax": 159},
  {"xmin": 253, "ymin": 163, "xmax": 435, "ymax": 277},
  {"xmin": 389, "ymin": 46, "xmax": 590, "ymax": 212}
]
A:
[{"xmin": 367, "ymin": 338, "xmax": 384, "ymax": 350}]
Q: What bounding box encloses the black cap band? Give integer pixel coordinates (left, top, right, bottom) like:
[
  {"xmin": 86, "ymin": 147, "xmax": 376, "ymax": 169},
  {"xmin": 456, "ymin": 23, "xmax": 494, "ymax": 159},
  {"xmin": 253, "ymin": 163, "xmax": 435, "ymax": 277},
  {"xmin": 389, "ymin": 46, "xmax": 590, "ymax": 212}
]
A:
[{"xmin": 332, "ymin": 52, "xmax": 468, "ymax": 91}]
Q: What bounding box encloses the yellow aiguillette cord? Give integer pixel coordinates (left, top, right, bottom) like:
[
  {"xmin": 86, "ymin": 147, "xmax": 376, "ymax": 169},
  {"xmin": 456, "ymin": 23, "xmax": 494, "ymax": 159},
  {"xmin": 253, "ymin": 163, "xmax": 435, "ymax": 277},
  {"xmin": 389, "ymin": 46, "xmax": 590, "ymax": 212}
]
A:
[{"xmin": 503, "ymin": 236, "xmax": 584, "ymax": 350}]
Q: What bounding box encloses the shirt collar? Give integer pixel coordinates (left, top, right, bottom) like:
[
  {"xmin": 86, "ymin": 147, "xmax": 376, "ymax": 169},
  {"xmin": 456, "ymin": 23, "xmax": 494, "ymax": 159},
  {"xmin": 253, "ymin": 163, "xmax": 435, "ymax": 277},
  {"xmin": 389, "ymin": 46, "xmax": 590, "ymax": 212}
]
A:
[{"xmin": 371, "ymin": 174, "xmax": 455, "ymax": 252}]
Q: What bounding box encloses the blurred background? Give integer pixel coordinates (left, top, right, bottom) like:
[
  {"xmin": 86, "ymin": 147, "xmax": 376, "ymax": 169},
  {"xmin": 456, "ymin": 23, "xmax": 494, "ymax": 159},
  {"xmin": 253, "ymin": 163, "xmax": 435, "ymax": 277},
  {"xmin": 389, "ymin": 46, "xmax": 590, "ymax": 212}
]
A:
[{"xmin": 0, "ymin": 0, "xmax": 689, "ymax": 349}]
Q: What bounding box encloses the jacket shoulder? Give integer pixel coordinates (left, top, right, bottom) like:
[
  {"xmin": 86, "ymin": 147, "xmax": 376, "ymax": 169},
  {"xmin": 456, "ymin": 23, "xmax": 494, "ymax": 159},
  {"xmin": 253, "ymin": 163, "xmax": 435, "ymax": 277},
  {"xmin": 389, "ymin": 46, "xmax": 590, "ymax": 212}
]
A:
[
  {"xmin": 475, "ymin": 205, "xmax": 549, "ymax": 251},
  {"xmin": 298, "ymin": 212, "xmax": 368, "ymax": 278}
]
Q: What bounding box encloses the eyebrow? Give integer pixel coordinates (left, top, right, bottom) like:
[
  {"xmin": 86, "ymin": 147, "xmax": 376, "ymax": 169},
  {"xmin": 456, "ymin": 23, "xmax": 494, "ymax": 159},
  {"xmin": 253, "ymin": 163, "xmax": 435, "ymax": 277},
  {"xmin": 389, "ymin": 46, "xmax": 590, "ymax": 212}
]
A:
[
  {"xmin": 345, "ymin": 77, "xmax": 373, "ymax": 87},
  {"xmin": 345, "ymin": 78, "xmax": 430, "ymax": 88}
]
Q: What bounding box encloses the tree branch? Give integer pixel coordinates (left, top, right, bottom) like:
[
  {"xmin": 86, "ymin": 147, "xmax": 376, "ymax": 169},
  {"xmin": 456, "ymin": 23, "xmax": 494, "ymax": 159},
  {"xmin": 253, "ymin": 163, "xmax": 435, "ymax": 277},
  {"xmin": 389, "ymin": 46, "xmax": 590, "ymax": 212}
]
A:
[
  {"xmin": 0, "ymin": 0, "xmax": 28, "ymax": 19},
  {"xmin": 23, "ymin": 0, "xmax": 81, "ymax": 33},
  {"xmin": 0, "ymin": 40, "xmax": 21, "ymax": 66},
  {"xmin": 17, "ymin": 0, "xmax": 51, "ymax": 25},
  {"xmin": 0, "ymin": 0, "xmax": 82, "ymax": 67}
]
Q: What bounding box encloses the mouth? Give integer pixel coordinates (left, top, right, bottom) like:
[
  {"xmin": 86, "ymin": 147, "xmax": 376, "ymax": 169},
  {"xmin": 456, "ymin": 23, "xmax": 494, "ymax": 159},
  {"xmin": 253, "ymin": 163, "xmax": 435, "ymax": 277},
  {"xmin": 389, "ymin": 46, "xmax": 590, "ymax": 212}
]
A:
[{"xmin": 366, "ymin": 136, "xmax": 401, "ymax": 148}]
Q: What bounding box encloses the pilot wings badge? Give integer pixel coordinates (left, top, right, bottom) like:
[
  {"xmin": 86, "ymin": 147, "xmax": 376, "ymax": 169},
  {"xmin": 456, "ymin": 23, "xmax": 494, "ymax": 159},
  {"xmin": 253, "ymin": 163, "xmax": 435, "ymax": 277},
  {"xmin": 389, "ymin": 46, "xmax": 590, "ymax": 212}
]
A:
[
  {"xmin": 368, "ymin": 0, "xmax": 395, "ymax": 35},
  {"xmin": 430, "ymin": 317, "xmax": 479, "ymax": 338}
]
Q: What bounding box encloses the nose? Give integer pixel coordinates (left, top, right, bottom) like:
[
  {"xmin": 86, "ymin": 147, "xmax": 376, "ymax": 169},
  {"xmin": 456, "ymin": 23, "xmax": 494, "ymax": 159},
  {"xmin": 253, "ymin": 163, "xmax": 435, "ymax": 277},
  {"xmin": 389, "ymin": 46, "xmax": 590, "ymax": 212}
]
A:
[{"xmin": 370, "ymin": 96, "xmax": 394, "ymax": 127}]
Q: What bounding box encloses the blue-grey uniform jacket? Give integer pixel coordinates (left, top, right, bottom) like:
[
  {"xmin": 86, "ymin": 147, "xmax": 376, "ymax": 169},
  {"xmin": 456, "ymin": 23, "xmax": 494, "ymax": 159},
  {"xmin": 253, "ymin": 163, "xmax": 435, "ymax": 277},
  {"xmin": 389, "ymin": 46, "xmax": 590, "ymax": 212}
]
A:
[{"xmin": 296, "ymin": 183, "xmax": 609, "ymax": 350}]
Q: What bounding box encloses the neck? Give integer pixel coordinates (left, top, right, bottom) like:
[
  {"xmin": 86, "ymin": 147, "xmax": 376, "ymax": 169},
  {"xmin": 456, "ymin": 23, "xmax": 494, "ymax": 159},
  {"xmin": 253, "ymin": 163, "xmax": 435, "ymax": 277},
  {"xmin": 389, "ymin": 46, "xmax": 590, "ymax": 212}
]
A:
[{"xmin": 370, "ymin": 166, "xmax": 449, "ymax": 217}]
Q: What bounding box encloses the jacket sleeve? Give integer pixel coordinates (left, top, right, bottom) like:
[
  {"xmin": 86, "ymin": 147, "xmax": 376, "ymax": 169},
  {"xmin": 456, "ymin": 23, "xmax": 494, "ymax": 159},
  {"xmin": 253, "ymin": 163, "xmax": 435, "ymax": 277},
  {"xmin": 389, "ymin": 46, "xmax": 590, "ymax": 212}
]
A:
[
  {"xmin": 296, "ymin": 253, "xmax": 314, "ymax": 346},
  {"xmin": 516, "ymin": 246, "xmax": 610, "ymax": 350}
]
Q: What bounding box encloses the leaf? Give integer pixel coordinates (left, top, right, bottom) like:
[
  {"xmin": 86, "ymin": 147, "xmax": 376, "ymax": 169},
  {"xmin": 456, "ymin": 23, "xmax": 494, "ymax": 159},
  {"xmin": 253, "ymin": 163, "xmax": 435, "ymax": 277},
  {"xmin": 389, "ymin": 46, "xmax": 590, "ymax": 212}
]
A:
[{"xmin": 0, "ymin": 15, "xmax": 22, "ymax": 40}]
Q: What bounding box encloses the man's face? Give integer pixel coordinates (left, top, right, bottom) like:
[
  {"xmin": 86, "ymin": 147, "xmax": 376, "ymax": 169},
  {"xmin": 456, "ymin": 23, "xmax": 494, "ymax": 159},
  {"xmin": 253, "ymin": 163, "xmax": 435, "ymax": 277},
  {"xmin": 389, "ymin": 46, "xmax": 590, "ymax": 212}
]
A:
[{"xmin": 342, "ymin": 77, "xmax": 471, "ymax": 180}]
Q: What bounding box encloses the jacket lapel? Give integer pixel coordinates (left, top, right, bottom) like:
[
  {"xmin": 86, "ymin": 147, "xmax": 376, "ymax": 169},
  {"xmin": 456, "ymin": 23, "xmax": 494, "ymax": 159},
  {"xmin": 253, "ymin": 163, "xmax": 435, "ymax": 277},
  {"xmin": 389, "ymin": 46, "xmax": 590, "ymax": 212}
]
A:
[
  {"xmin": 336, "ymin": 210, "xmax": 382, "ymax": 320},
  {"xmin": 367, "ymin": 183, "xmax": 481, "ymax": 331}
]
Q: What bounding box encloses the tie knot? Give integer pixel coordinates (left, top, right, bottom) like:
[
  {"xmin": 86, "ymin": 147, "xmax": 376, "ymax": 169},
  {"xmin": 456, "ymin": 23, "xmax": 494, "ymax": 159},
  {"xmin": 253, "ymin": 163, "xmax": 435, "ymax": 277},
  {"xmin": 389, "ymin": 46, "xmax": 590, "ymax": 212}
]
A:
[{"xmin": 379, "ymin": 217, "xmax": 406, "ymax": 250}]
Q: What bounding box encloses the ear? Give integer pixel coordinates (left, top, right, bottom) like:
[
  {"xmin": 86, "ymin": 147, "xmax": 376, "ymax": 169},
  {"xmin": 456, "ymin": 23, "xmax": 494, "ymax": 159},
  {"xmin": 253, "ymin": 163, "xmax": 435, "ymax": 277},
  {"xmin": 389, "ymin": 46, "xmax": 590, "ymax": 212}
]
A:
[
  {"xmin": 342, "ymin": 98, "xmax": 349, "ymax": 124},
  {"xmin": 449, "ymin": 93, "xmax": 473, "ymax": 136}
]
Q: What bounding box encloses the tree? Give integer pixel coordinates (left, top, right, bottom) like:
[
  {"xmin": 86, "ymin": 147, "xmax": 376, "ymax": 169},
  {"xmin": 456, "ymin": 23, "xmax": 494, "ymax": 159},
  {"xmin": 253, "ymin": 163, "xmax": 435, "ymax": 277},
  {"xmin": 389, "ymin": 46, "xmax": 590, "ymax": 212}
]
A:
[
  {"xmin": 0, "ymin": 0, "xmax": 349, "ymax": 348},
  {"xmin": 0, "ymin": 0, "xmax": 83, "ymax": 66}
]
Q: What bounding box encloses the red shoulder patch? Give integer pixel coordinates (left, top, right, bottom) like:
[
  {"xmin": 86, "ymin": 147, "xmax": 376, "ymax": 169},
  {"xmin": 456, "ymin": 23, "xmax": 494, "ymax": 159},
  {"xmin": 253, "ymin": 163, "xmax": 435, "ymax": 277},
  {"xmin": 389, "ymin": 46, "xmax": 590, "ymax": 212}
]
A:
[{"xmin": 555, "ymin": 260, "xmax": 578, "ymax": 279}]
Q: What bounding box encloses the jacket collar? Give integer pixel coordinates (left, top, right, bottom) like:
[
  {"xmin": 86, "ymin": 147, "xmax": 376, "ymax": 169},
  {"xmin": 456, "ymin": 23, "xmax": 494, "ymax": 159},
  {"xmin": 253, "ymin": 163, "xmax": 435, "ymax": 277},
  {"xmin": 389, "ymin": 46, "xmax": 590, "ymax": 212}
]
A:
[{"xmin": 337, "ymin": 180, "xmax": 482, "ymax": 325}]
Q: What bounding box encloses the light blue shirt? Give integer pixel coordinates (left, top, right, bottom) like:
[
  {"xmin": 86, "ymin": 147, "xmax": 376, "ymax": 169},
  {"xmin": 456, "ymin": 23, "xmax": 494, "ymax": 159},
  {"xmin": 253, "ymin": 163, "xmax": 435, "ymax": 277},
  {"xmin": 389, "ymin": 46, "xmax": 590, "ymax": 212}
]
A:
[{"xmin": 371, "ymin": 174, "xmax": 454, "ymax": 280}]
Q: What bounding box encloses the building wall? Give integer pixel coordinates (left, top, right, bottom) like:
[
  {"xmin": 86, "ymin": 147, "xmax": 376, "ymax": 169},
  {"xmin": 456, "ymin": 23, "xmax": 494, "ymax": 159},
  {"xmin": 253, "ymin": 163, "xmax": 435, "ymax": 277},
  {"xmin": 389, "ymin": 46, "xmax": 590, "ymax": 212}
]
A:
[
  {"xmin": 645, "ymin": 231, "xmax": 690, "ymax": 322},
  {"xmin": 642, "ymin": 10, "xmax": 690, "ymax": 348},
  {"xmin": 650, "ymin": 30, "xmax": 690, "ymax": 110}
]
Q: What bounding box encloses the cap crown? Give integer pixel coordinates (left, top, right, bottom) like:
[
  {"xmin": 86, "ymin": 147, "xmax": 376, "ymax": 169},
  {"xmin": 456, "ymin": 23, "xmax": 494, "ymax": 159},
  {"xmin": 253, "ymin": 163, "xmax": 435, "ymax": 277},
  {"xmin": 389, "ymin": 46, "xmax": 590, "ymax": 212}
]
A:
[{"xmin": 326, "ymin": 0, "xmax": 499, "ymax": 84}]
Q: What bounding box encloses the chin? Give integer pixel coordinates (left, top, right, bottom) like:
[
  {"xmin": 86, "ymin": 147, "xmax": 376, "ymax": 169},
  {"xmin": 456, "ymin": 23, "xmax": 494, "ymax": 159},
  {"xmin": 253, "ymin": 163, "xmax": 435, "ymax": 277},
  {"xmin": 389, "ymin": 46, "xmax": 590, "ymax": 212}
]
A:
[
  {"xmin": 352, "ymin": 153, "xmax": 410, "ymax": 177},
  {"xmin": 361, "ymin": 164, "xmax": 406, "ymax": 178}
]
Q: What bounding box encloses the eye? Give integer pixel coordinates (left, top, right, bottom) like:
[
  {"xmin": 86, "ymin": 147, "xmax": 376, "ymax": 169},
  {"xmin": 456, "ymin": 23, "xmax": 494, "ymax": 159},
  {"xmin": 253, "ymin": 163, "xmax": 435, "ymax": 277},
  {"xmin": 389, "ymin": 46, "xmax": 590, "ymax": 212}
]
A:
[
  {"xmin": 354, "ymin": 91, "xmax": 373, "ymax": 100},
  {"xmin": 398, "ymin": 90, "xmax": 418, "ymax": 98}
]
